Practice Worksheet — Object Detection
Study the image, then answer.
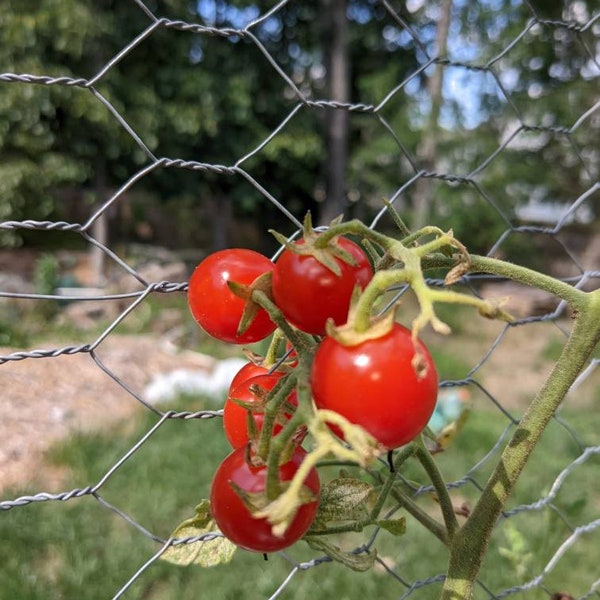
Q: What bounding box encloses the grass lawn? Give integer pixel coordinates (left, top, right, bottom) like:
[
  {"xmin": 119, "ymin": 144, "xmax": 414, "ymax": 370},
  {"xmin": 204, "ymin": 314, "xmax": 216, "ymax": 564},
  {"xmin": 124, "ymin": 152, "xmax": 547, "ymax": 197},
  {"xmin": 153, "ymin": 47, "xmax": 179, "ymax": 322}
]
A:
[{"xmin": 1, "ymin": 390, "xmax": 598, "ymax": 600}]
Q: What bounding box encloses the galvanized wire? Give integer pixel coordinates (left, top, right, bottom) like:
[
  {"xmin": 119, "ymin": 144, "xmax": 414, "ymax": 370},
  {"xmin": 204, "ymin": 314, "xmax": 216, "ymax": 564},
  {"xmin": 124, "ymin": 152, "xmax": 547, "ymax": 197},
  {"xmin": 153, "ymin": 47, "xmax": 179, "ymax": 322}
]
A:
[{"xmin": 0, "ymin": 1, "xmax": 599, "ymax": 599}]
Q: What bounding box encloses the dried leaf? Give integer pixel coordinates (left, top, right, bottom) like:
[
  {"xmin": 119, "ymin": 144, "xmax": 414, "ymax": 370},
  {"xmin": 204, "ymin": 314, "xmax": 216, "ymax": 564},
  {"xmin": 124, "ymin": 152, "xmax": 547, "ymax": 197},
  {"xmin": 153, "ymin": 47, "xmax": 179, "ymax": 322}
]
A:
[
  {"xmin": 160, "ymin": 500, "xmax": 237, "ymax": 567},
  {"xmin": 376, "ymin": 517, "xmax": 406, "ymax": 536},
  {"xmin": 305, "ymin": 537, "xmax": 376, "ymax": 572},
  {"xmin": 316, "ymin": 477, "xmax": 376, "ymax": 523}
]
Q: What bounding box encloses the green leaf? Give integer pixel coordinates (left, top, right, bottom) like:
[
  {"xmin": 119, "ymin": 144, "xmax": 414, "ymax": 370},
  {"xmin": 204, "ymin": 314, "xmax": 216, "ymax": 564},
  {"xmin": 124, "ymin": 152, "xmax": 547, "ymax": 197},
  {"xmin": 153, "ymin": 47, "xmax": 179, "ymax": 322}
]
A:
[
  {"xmin": 316, "ymin": 477, "xmax": 376, "ymax": 524},
  {"xmin": 160, "ymin": 500, "xmax": 237, "ymax": 567},
  {"xmin": 376, "ymin": 517, "xmax": 406, "ymax": 536},
  {"xmin": 305, "ymin": 537, "xmax": 376, "ymax": 572}
]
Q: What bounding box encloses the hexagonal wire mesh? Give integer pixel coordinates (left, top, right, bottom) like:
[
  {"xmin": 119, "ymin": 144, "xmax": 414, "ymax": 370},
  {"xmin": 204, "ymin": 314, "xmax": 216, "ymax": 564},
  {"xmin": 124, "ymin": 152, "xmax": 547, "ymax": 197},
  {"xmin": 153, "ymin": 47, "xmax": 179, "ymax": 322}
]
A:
[{"xmin": 0, "ymin": 0, "xmax": 599, "ymax": 599}]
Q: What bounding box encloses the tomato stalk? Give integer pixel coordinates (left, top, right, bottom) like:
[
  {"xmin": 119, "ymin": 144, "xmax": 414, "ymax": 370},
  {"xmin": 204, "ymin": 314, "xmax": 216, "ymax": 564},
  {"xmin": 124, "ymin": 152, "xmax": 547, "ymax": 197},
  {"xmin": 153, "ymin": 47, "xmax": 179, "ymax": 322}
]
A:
[
  {"xmin": 263, "ymin": 329, "xmax": 286, "ymax": 367},
  {"xmin": 258, "ymin": 423, "xmax": 380, "ymax": 537},
  {"xmin": 250, "ymin": 289, "xmax": 316, "ymax": 354},
  {"xmin": 260, "ymin": 403, "xmax": 382, "ymax": 535},
  {"xmin": 440, "ymin": 287, "xmax": 600, "ymax": 600},
  {"xmin": 349, "ymin": 249, "xmax": 511, "ymax": 340},
  {"xmin": 413, "ymin": 435, "xmax": 459, "ymax": 540},
  {"xmin": 368, "ymin": 444, "xmax": 415, "ymax": 519},
  {"xmin": 255, "ymin": 372, "xmax": 298, "ymax": 461},
  {"xmin": 388, "ymin": 482, "xmax": 450, "ymax": 545},
  {"xmin": 308, "ymin": 216, "xmax": 394, "ymax": 253}
]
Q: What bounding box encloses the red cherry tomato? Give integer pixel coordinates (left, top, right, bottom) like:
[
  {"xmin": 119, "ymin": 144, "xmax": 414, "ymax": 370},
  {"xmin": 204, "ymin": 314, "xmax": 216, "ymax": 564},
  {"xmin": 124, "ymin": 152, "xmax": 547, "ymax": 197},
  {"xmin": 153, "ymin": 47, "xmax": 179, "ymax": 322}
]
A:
[
  {"xmin": 310, "ymin": 323, "xmax": 438, "ymax": 449},
  {"xmin": 271, "ymin": 237, "xmax": 373, "ymax": 335},
  {"xmin": 210, "ymin": 446, "xmax": 320, "ymax": 553},
  {"xmin": 223, "ymin": 373, "xmax": 295, "ymax": 448},
  {"xmin": 187, "ymin": 249, "xmax": 276, "ymax": 344},
  {"xmin": 228, "ymin": 362, "xmax": 272, "ymax": 393}
]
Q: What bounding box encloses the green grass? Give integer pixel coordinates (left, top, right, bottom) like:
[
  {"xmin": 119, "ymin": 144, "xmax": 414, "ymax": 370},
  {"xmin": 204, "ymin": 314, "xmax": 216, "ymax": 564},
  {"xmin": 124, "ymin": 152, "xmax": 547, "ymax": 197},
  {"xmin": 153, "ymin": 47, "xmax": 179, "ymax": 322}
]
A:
[{"xmin": 1, "ymin": 399, "xmax": 599, "ymax": 600}]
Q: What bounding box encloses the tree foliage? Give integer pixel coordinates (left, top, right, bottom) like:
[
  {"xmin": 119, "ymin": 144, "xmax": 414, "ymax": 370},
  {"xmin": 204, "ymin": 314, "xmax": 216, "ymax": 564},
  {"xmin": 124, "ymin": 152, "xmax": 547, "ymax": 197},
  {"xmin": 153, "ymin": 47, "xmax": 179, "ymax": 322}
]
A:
[{"xmin": 0, "ymin": 0, "xmax": 596, "ymax": 251}]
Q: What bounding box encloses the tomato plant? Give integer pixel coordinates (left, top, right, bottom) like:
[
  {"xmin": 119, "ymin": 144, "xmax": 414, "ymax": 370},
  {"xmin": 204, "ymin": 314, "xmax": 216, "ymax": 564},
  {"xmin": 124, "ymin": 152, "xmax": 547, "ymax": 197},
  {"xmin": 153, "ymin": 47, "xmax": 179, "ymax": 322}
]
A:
[
  {"xmin": 187, "ymin": 249, "xmax": 276, "ymax": 344},
  {"xmin": 223, "ymin": 373, "xmax": 296, "ymax": 448},
  {"xmin": 310, "ymin": 323, "xmax": 438, "ymax": 449},
  {"xmin": 271, "ymin": 237, "xmax": 373, "ymax": 335},
  {"xmin": 210, "ymin": 446, "xmax": 320, "ymax": 553}
]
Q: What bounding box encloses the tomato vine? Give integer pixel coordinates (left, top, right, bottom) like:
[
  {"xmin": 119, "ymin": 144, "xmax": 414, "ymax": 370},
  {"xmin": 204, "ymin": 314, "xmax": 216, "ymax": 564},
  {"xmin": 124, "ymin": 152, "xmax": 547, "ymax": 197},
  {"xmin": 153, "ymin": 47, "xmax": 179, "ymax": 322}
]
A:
[{"xmin": 169, "ymin": 209, "xmax": 600, "ymax": 600}]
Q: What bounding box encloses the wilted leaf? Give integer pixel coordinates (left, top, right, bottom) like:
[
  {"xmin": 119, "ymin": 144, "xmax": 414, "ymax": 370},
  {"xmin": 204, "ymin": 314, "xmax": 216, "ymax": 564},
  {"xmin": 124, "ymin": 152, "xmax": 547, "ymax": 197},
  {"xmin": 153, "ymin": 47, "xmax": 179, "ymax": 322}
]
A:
[
  {"xmin": 160, "ymin": 500, "xmax": 237, "ymax": 567},
  {"xmin": 376, "ymin": 517, "xmax": 406, "ymax": 536},
  {"xmin": 316, "ymin": 478, "xmax": 376, "ymax": 524},
  {"xmin": 305, "ymin": 537, "xmax": 376, "ymax": 572}
]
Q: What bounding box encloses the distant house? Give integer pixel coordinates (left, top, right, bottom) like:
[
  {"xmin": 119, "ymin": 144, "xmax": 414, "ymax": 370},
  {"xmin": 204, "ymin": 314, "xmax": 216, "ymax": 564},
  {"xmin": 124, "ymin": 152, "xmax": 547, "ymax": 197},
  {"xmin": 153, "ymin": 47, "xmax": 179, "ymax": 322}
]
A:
[{"xmin": 515, "ymin": 199, "xmax": 594, "ymax": 226}]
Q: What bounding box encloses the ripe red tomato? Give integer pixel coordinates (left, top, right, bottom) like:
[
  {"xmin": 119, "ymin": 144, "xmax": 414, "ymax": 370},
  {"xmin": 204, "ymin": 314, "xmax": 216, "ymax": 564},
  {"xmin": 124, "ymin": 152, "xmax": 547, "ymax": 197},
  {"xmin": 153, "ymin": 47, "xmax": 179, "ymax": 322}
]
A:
[
  {"xmin": 223, "ymin": 373, "xmax": 296, "ymax": 448},
  {"xmin": 187, "ymin": 249, "xmax": 276, "ymax": 344},
  {"xmin": 271, "ymin": 237, "xmax": 373, "ymax": 335},
  {"xmin": 310, "ymin": 323, "xmax": 438, "ymax": 449},
  {"xmin": 210, "ymin": 446, "xmax": 320, "ymax": 553},
  {"xmin": 228, "ymin": 361, "xmax": 272, "ymax": 393}
]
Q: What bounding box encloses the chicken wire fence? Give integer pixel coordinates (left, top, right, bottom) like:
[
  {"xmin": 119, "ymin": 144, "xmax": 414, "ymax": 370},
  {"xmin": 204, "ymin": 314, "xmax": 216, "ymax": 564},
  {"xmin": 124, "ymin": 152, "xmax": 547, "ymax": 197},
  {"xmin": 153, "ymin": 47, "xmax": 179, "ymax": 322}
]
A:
[{"xmin": 0, "ymin": 1, "xmax": 599, "ymax": 599}]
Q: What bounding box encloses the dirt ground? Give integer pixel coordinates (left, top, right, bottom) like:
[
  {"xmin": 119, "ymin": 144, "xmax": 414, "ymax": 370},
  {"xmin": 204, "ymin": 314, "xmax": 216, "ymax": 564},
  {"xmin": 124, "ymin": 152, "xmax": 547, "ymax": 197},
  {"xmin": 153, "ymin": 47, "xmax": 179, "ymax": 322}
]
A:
[{"xmin": 0, "ymin": 334, "xmax": 216, "ymax": 493}]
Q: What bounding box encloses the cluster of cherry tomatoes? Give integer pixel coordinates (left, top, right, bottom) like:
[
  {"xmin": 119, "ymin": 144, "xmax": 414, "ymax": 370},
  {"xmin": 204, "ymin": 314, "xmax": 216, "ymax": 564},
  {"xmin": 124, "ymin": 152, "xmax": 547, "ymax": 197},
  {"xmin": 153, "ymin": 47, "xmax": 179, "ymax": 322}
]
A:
[{"xmin": 187, "ymin": 235, "xmax": 439, "ymax": 553}]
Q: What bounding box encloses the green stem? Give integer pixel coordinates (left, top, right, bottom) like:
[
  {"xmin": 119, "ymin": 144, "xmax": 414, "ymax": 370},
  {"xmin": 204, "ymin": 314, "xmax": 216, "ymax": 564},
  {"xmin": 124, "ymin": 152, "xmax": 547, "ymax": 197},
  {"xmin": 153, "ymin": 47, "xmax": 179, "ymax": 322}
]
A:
[
  {"xmin": 441, "ymin": 290, "xmax": 600, "ymax": 600},
  {"xmin": 381, "ymin": 198, "xmax": 412, "ymax": 237},
  {"xmin": 353, "ymin": 269, "xmax": 410, "ymax": 332},
  {"xmin": 264, "ymin": 329, "xmax": 286, "ymax": 366},
  {"xmin": 426, "ymin": 254, "xmax": 586, "ymax": 307},
  {"xmin": 314, "ymin": 218, "xmax": 395, "ymax": 251},
  {"xmin": 256, "ymin": 372, "xmax": 297, "ymax": 461},
  {"xmin": 414, "ymin": 436, "xmax": 459, "ymax": 540},
  {"xmin": 264, "ymin": 407, "xmax": 307, "ymax": 501},
  {"xmin": 251, "ymin": 290, "xmax": 314, "ymax": 352},
  {"xmin": 400, "ymin": 225, "xmax": 448, "ymax": 248},
  {"xmin": 471, "ymin": 254, "xmax": 586, "ymax": 305},
  {"xmin": 263, "ymin": 358, "xmax": 314, "ymax": 501},
  {"xmin": 389, "ymin": 485, "xmax": 449, "ymax": 545}
]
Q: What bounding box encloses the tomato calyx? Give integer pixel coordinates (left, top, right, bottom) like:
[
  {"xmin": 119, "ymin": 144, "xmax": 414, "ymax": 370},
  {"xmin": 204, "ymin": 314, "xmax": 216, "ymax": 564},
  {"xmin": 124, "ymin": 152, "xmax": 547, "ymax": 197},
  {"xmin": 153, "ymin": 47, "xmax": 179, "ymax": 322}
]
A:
[
  {"xmin": 323, "ymin": 285, "xmax": 397, "ymax": 346},
  {"xmin": 230, "ymin": 478, "xmax": 318, "ymax": 523},
  {"xmin": 270, "ymin": 212, "xmax": 361, "ymax": 277},
  {"xmin": 311, "ymin": 410, "xmax": 384, "ymax": 467},
  {"xmin": 227, "ymin": 271, "xmax": 274, "ymax": 337},
  {"xmin": 229, "ymin": 383, "xmax": 297, "ymax": 437}
]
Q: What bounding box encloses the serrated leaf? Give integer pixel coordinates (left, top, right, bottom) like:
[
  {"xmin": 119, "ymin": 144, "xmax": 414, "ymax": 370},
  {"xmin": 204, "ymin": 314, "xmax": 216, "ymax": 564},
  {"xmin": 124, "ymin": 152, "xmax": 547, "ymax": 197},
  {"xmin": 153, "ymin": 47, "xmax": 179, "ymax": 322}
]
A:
[
  {"xmin": 305, "ymin": 537, "xmax": 376, "ymax": 572},
  {"xmin": 317, "ymin": 478, "xmax": 376, "ymax": 523},
  {"xmin": 376, "ymin": 517, "xmax": 406, "ymax": 536},
  {"xmin": 160, "ymin": 500, "xmax": 237, "ymax": 567}
]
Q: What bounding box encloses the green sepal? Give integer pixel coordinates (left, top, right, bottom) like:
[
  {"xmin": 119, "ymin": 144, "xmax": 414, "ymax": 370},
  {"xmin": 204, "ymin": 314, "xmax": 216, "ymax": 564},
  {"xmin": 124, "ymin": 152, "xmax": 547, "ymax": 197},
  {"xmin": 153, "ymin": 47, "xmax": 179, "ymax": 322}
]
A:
[
  {"xmin": 229, "ymin": 480, "xmax": 318, "ymax": 515},
  {"xmin": 227, "ymin": 271, "xmax": 274, "ymax": 336},
  {"xmin": 270, "ymin": 211, "xmax": 360, "ymax": 277},
  {"xmin": 160, "ymin": 500, "xmax": 237, "ymax": 567}
]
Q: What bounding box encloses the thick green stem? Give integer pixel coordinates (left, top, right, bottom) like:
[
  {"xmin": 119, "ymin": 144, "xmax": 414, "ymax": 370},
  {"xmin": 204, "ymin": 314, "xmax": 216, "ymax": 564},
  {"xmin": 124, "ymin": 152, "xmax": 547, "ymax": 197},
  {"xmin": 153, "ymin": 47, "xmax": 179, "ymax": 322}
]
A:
[
  {"xmin": 469, "ymin": 255, "xmax": 585, "ymax": 305},
  {"xmin": 441, "ymin": 290, "xmax": 600, "ymax": 600},
  {"xmin": 424, "ymin": 254, "xmax": 587, "ymax": 307}
]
